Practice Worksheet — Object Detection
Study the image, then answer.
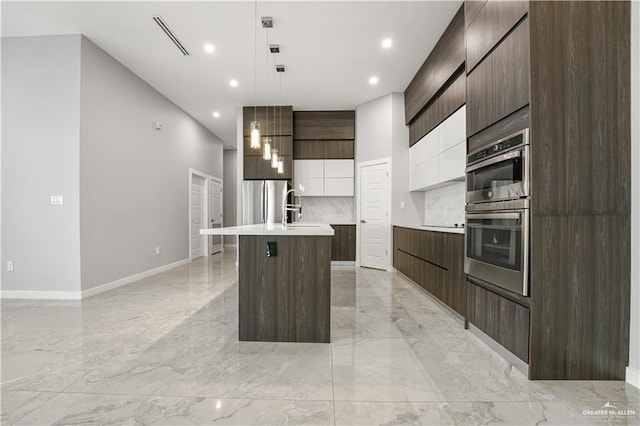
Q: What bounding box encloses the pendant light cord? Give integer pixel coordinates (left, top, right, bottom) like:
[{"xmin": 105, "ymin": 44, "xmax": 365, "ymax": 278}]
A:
[{"xmin": 253, "ymin": 0, "xmax": 257, "ymax": 122}]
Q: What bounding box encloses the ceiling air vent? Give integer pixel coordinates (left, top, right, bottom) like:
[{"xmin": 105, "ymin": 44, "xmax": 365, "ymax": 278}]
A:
[
  {"xmin": 276, "ymin": 64, "xmax": 285, "ymax": 72},
  {"xmin": 152, "ymin": 16, "xmax": 190, "ymax": 56}
]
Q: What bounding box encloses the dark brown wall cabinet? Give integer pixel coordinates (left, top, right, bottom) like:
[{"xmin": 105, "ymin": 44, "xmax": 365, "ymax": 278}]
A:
[
  {"xmin": 464, "ymin": 0, "xmax": 630, "ymax": 380},
  {"xmin": 405, "ymin": 5, "xmax": 466, "ymax": 146},
  {"xmin": 393, "ymin": 226, "xmax": 465, "ymax": 316},
  {"xmin": 409, "ymin": 71, "xmax": 465, "ymax": 146},
  {"xmin": 466, "ymin": 16, "xmax": 530, "ymax": 137},
  {"xmin": 404, "ymin": 5, "xmax": 465, "ymax": 125},
  {"xmin": 293, "ymin": 111, "xmax": 355, "ymax": 160},
  {"xmin": 331, "ymin": 225, "xmax": 356, "ymax": 261},
  {"xmin": 242, "ymin": 106, "xmax": 293, "ymax": 179},
  {"xmin": 293, "ymin": 111, "xmax": 355, "ymax": 140}
]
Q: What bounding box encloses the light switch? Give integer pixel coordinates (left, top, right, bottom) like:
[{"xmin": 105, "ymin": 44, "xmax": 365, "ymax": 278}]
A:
[
  {"xmin": 6, "ymin": 261, "xmax": 14, "ymax": 272},
  {"xmin": 400, "ymin": 201, "xmax": 406, "ymax": 209},
  {"xmin": 50, "ymin": 195, "xmax": 64, "ymax": 206}
]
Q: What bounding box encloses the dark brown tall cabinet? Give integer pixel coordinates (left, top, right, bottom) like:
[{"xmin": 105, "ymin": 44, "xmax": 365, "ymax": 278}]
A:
[
  {"xmin": 464, "ymin": 0, "xmax": 630, "ymax": 380},
  {"xmin": 242, "ymin": 106, "xmax": 293, "ymax": 180}
]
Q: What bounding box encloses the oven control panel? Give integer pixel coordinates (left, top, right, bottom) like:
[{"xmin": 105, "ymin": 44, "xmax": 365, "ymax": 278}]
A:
[{"xmin": 467, "ymin": 130, "xmax": 528, "ymax": 165}]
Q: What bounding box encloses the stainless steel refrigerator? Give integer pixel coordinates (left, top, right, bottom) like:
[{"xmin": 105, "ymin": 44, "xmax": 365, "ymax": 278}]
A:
[{"xmin": 242, "ymin": 180, "xmax": 289, "ymax": 225}]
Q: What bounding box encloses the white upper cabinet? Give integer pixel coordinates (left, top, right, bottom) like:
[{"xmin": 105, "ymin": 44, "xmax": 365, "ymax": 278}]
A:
[
  {"xmin": 438, "ymin": 106, "xmax": 466, "ymax": 153},
  {"xmin": 294, "ymin": 159, "xmax": 354, "ymax": 196},
  {"xmin": 294, "ymin": 160, "xmax": 324, "ymax": 179},
  {"xmin": 324, "ymin": 160, "xmax": 354, "ymax": 178},
  {"xmin": 409, "ymin": 105, "xmax": 466, "ymax": 191}
]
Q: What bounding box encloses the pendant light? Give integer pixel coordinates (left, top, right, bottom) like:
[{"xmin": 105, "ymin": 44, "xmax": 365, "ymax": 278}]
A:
[
  {"xmin": 277, "ymin": 69, "xmax": 285, "ymax": 174},
  {"xmin": 263, "ymin": 138, "xmax": 272, "ymax": 160},
  {"xmin": 250, "ymin": 0, "xmax": 261, "ymax": 149}
]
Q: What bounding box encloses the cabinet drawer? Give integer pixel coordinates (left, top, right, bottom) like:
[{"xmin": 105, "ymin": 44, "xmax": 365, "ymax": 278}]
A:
[
  {"xmin": 324, "ymin": 178, "xmax": 354, "ymax": 196},
  {"xmin": 324, "ymin": 159, "xmax": 354, "ymax": 178},
  {"xmin": 466, "ymin": 280, "xmax": 530, "ymax": 362},
  {"xmin": 466, "ymin": 0, "xmax": 529, "ymax": 72}
]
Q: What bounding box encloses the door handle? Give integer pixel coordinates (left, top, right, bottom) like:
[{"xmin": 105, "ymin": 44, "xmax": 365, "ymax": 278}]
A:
[{"xmin": 361, "ymin": 219, "xmax": 366, "ymax": 224}]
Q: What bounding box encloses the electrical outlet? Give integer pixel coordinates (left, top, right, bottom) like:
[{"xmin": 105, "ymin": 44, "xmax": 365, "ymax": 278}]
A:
[
  {"xmin": 155, "ymin": 247, "xmax": 161, "ymax": 255},
  {"xmin": 6, "ymin": 261, "xmax": 14, "ymax": 272}
]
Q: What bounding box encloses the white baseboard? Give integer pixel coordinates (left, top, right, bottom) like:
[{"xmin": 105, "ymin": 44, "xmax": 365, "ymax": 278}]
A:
[
  {"xmin": 0, "ymin": 290, "xmax": 82, "ymax": 300},
  {"xmin": 331, "ymin": 261, "xmax": 355, "ymax": 267},
  {"xmin": 81, "ymin": 258, "xmax": 190, "ymax": 299},
  {"xmin": 1, "ymin": 259, "xmax": 190, "ymax": 300},
  {"xmin": 224, "ymin": 244, "xmax": 238, "ymax": 249},
  {"xmin": 627, "ymin": 366, "xmax": 640, "ymax": 389}
]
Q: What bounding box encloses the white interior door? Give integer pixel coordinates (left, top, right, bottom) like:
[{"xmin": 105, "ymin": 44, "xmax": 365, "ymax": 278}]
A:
[
  {"xmin": 190, "ymin": 174, "xmax": 206, "ymax": 259},
  {"xmin": 359, "ymin": 161, "xmax": 390, "ymax": 270},
  {"xmin": 209, "ymin": 178, "xmax": 223, "ymax": 254}
]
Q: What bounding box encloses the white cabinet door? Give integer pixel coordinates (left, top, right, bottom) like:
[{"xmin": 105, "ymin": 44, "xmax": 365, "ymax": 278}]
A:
[
  {"xmin": 439, "ymin": 105, "xmax": 466, "ymax": 153},
  {"xmin": 325, "ymin": 178, "xmax": 354, "ymax": 196},
  {"xmin": 412, "ymin": 156, "xmax": 439, "ymax": 191},
  {"xmin": 438, "ymin": 141, "xmax": 466, "ymax": 183},
  {"xmin": 324, "ymin": 159, "xmax": 354, "ymax": 178},
  {"xmin": 295, "ymin": 177, "xmax": 324, "ymax": 196},
  {"xmin": 409, "ymin": 129, "xmax": 439, "ymax": 191},
  {"xmin": 294, "ymin": 160, "xmax": 324, "ymax": 179}
]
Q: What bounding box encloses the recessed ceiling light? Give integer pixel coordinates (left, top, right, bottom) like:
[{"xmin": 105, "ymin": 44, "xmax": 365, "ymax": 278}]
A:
[
  {"xmin": 381, "ymin": 38, "xmax": 392, "ymax": 49},
  {"xmin": 212, "ymin": 111, "xmax": 220, "ymax": 118},
  {"xmin": 369, "ymin": 76, "xmax": 379, "ymax": 85},
  {"xmin": 229, "ymin": 79, "xmax": 239, "ymax": 87},
  {"xmin": 204, "ymin": 43, "xmax": 215, "ymax": 53}
]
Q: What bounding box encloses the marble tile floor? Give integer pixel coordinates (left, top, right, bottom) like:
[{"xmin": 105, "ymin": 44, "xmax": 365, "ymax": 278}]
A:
[{"xmin": 1, "ymin": 252, "xmax": 638, "ymax": 425}]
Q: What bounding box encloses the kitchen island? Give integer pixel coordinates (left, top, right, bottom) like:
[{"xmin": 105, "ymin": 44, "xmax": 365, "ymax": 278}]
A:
[{"xmin": 201, "ymin": 223, "xmax": 334, "ymax": 343}]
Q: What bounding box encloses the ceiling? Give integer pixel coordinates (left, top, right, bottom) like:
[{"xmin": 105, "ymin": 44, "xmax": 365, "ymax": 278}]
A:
[{"xmin": 2, "ymin": 1, "xmax": 462, "ymax": 149}]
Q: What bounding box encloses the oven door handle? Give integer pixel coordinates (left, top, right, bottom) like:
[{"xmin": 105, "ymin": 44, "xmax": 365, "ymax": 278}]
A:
[
  {"xmin": 466, "ymin": 212, "xmax": 520, "ymax": 220},
  {"xmin": 466, "ymin": 149, "xmax": 522, "ymax": 173}
]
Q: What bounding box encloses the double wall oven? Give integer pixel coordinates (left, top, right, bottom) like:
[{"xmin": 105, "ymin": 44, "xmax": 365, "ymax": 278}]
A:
[{"xmin": 464, "ymin": 129, "xmax": 530, "ymax": 296}]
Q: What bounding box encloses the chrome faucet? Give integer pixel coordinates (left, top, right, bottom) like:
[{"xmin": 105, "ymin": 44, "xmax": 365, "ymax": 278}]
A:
[{"xmin": 282, "ymin": 189, "xmax": 303, "ymax": 227}]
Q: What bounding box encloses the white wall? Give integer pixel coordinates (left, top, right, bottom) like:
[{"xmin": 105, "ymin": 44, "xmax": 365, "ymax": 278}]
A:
[
  {"xmin": 391, "ymin": 92, "xmax": 424, "ymax": 225},
  {"xmin": 223, "ymin": 149, "xmax": 237, "ymax": 245},
  {"xmin": 355, "ymin": 94, "xmax": 392, "ymax": 164},
  {"xmin": 628, "ymin": 0, "xmax": 639, "ymax": 388},
  {"xmin": 78, "ymin": 36, "xmax": 223, "ymax": 291},
  {"xmin": 356, "ymin": 93, "xmax": 424, "ymax": 225},
  {"xmin": 1, "ymin": 35, "xmax": 83, "ymax": 295}
]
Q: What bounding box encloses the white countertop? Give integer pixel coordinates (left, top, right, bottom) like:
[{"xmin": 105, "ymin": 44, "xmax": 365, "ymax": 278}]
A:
[
  {"xmin": 394, "ymin": 223, "xmax": 465, "ymax": 234},
  {"xmin": 200, "ymin": 223, "xmax": 335, "ymax": 236}
]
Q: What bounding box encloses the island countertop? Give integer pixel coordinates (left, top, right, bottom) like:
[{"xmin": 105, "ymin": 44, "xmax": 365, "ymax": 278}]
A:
[{"xmin": 200, "ymin": 223, "xmax": 335, "ymax": 236}]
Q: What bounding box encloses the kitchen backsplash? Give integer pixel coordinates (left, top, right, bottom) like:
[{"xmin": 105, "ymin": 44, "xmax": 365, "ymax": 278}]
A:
[
  {"xmin": 424, "ymin": 181, "xmax": 465, "ymax": 226},
  {"xmin": 297, "ymin": 196, "xmax": 355, "ymax": 224}
]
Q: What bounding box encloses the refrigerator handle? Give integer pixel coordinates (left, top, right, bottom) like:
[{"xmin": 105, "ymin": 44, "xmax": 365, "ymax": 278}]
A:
[{"xmin": 261, "ymin": 181, "xmax": 266, "ymax": 224}]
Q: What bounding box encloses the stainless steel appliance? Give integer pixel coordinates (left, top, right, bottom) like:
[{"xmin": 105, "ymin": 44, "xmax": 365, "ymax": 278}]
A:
[
  {"xmin": 466, "ymin": 129, "xmax": 529, "ymax": 205},
  {"xmin": 242, "ymin": 180, "xmax": 289, "ymax": 225},
  {"xmin": 464, "ymin": 128, "xmax": 530, "ymax": 296},
  {"xmin": 464, "ymin": 203, "xmax": 529, "ymax": 295}
]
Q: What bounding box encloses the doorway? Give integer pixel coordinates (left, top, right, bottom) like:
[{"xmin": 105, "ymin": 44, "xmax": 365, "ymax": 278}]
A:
[
  {"xmin": 209, "ymin": 178, "xmax": 223, "ymax": 254},
  {"xmin": 358, "ymin": 159, "xmax": 391, "ymax": 270},
  {"xmin": 189, "ymin": 169, "xmax": 223, "ymax": 260}
]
